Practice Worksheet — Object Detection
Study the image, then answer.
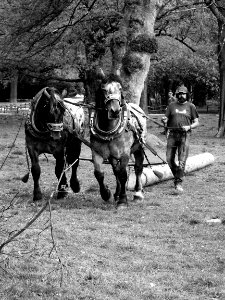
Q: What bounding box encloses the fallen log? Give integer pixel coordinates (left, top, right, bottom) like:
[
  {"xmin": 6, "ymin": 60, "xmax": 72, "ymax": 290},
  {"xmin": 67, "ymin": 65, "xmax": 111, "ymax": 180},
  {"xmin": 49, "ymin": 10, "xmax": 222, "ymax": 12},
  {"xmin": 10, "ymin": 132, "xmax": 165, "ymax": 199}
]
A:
[{"xmin": 127, "ymin": 152, "xmax": 215, "ymax": 190}]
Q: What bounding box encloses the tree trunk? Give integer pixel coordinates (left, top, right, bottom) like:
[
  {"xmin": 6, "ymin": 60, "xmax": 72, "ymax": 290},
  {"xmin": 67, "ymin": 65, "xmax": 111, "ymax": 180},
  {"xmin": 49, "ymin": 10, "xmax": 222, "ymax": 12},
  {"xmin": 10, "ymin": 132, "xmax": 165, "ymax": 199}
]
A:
[
  {"xmin": 140, "ymin": 78, "xmax": 148, "ymax": 113},
  {"xmin": 205, "ymin": 0, "xmax": 225, "ymax": 137},
  {"xmin": 127, "ymin": 153, "xmax": 215, "ymax": 189},
  {"xmin": 111, "ymin": 0, "xmax": 162, "ymax": 105},
  {"xmin": 216, "ymin": 20, "xmax": 225, "ymax": 137},
  {"xmin": 10, "ymin": 70, "xmax": 18, "ymax": 103}
]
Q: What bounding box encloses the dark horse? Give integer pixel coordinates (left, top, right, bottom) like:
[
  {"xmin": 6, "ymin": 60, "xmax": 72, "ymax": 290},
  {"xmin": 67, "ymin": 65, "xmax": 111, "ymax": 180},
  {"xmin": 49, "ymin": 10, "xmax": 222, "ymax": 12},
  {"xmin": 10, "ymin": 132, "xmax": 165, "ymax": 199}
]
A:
[
  {"xmin": 25, "ymin": 87, "xmax": 84, "ymax": 201},
  {"xmin": 90, "ymin": 72, "xmax": 147, "ymax": 207}
]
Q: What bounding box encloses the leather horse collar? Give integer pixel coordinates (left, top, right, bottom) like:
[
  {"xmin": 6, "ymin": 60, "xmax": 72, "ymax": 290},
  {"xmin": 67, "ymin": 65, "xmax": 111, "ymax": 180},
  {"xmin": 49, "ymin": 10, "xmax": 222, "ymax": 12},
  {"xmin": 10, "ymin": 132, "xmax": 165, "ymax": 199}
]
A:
[{"xmin": 90, "ymin": 103, "xmax": 129, "ymax": 141}]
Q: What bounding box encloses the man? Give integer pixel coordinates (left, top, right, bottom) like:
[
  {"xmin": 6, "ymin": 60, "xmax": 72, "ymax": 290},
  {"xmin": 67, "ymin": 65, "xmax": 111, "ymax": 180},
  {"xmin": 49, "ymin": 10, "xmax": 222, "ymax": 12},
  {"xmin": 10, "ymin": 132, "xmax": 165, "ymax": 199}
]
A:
[
  {"xmin": 168, "ymin": 90, "xmax": 176, "ymax": 104},
  {"xmin": 161, "ymin": 85, "xmax": 199, "ymax": 193}
]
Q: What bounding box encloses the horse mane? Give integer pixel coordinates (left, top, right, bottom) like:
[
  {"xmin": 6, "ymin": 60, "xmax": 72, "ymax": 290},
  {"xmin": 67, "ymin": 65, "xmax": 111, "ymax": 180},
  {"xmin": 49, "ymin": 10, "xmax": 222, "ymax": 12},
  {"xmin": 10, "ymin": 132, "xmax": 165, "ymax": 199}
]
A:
[{"xmin": 102, "ymin": 74, "xmax": 123, "ymax": 87}]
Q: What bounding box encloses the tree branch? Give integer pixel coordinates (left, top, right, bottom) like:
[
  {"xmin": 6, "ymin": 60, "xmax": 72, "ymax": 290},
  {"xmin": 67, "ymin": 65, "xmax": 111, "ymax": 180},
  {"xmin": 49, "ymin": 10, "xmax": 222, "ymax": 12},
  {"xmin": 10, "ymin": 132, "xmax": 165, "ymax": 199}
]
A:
[
  {"xmin": 156, "ymin": 33, "xmax": 196, "ymax": 52},
  {"xmin": 24, "ymin": 73, "xmax": 84, "ymax": 83},
  {"xmin": 25, "ymin": 0, "xmax": 99, "ymax": 59},
  {"xmin": 156, "ymin": 1, "xmax": 205, "ymax": 22},
  {"xmin": 204, "ymin": 0, "xmax": 225, "ymax": 23}
]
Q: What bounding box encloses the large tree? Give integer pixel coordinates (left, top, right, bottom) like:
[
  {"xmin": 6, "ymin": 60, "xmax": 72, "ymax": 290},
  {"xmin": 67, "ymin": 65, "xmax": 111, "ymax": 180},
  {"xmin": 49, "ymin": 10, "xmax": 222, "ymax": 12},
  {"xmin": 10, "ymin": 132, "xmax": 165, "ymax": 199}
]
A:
[
  {"xmin": 0, "ymin": 0, "xmax": 219, "ymax": 111},
  {"xmin": 110, "ymin": 0, "xmax": 162, "ymax": 106}
]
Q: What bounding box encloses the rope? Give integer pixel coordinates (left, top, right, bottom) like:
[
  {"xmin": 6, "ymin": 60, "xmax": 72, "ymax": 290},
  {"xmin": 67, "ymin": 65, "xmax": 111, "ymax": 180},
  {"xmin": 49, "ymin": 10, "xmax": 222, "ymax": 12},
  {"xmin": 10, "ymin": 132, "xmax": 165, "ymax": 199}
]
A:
[
  {"xmin": 129, "ymin": 105, "xmax": 194, "ymax": 131},
  {"xmin": 141, "ymin": 140, "xmax": 167, "ymax": 164},
  {"xmin": 0, "ymin": 117, "xmax": 24, "ymax": 171},
  {"xmin": 63, "ymin": 99, "xmax": 95, "ymax": 109}
]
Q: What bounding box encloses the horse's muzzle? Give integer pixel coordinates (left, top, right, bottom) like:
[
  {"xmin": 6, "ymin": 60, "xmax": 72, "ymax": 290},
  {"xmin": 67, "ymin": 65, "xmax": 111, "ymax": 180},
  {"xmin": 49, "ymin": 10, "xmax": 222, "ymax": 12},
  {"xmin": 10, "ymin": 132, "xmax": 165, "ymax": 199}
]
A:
[
  {"xmin": 50, "ymin": 131, "xmax": 62, "ymax": 140},
  {"xmin": 47, "ymin": 123, "xmax": 63, "ymax": 140},
  {"xmin": 108, "ymin": 109, "xmax": 120, "ymax": 119}
]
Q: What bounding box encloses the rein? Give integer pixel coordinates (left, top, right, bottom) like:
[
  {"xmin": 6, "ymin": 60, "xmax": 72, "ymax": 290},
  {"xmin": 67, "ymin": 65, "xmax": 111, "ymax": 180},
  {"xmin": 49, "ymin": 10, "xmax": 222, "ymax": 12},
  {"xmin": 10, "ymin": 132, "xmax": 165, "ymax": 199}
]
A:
[
  {"xmin": 130, "ymin": 106, "xmax": 190, "ymax": 131},
  {"xmin": 0, "ymin": 117, "xmax": 24, "ymax": 171},
  {"xmin": 63, "ymin": 98, "xmax": 95, "ymax": 109}
]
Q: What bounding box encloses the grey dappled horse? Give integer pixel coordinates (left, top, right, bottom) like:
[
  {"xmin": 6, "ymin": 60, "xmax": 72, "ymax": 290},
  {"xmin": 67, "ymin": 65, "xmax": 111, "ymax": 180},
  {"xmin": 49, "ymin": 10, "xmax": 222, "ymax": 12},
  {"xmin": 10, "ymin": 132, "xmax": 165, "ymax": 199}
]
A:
[{"xmin": 90, "ymin": 73, "xmax": 147, "ymax": 208}]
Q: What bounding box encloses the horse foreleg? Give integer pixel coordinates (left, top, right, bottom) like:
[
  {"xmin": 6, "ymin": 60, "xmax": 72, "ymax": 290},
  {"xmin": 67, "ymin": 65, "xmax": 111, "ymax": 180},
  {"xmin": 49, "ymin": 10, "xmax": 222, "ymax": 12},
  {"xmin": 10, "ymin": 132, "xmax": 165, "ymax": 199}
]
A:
[
  {"xmin": 54, "ymin": 154, "xmax": 68, "ymax": 199},
  {"xmin": 112, "ymin": 156, "xmax": 129, "ymax": 207},
  {"xmin": 66, "ymin": 136, "xmax": 81, "ymax": 193},
  {"xmin": 133, "ymin": 148, "xmax": 144, "ymax": 201},
  {"xmin": 28, "ymin": 148, "xmax": 42, "ymax": 201},
  {"xmin": 93, "ymin": 153, "xmax": 111, "ymax": 201}
]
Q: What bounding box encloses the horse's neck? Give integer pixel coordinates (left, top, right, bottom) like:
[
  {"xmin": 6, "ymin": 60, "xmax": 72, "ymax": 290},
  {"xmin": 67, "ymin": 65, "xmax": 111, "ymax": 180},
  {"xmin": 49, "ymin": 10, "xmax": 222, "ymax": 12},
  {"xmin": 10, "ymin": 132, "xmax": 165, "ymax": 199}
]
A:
[{"xmin": 33, "ymin": 110, "xmax": 48, "ymax": 131}]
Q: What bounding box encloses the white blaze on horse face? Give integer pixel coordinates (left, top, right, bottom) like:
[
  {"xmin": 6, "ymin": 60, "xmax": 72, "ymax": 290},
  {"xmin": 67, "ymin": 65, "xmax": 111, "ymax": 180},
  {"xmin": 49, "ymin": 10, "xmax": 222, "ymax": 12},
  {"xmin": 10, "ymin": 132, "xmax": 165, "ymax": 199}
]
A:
[{"xmin": 103, "ymin": 82, "xmax": 122, "ymax": 102}]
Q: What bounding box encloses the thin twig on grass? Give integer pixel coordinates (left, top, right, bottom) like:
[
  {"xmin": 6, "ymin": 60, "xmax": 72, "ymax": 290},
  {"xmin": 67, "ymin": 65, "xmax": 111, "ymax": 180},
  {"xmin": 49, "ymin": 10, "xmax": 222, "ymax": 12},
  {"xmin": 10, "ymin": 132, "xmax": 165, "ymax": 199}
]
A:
[{"xmin": 0, "ymin": 201, "xmax": 49, "ymax": 253}]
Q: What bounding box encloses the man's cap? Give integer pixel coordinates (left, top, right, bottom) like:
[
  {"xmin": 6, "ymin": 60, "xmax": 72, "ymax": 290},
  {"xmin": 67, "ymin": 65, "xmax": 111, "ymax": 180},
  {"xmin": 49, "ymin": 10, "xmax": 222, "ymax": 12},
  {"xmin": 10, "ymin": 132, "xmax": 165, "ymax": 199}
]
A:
[{"xmin": 176, "ymin": 85, "xmax": 188, "ymax": 94}]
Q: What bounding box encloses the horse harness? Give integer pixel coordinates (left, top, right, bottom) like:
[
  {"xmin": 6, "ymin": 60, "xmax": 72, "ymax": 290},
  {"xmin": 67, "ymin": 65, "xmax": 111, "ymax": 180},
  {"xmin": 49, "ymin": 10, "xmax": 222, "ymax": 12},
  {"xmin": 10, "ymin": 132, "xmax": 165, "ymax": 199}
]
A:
[
  {"xmin": 89, "ymin": 103, "xmax": 145, "ymax": 142},
  {"xmin": 25, "ymin": 87, "xmax": 77, "ymax": 141}
]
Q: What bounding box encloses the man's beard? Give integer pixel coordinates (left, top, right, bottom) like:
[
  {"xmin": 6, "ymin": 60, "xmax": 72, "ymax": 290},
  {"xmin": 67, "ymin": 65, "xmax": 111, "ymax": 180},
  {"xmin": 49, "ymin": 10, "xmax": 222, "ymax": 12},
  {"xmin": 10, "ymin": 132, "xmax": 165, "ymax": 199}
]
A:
[{"xmin": 178, "ymin": 96, "xmax": 186, "ymax": 103}]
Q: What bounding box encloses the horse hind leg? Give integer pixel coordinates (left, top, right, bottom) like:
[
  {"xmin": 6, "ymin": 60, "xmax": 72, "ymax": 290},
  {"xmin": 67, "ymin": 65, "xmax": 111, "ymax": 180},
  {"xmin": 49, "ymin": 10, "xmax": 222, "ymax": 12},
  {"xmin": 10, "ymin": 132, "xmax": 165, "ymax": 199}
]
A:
[
  {"xmin": 70, "ymin": 160, "xmax": 80, "ymax": 193},
  {"xmin": 133, "ymin": 148, "xmax": 144, "ymax": 201},
  {"xmin": 28, "ymin": 148, "xmax": 42, "ymax": 201}
]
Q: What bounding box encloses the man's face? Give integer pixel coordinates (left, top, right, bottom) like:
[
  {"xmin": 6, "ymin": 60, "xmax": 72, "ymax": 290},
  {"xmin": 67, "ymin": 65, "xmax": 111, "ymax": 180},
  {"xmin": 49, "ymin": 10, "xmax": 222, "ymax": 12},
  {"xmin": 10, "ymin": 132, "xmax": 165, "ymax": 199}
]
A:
[
  {"xmin": 168, "ymin": 92, "xmax": 173, "ymax": 97},
  {"xmin": 177, "ymin": 92, "xmax": 187, "ymax": 103}
]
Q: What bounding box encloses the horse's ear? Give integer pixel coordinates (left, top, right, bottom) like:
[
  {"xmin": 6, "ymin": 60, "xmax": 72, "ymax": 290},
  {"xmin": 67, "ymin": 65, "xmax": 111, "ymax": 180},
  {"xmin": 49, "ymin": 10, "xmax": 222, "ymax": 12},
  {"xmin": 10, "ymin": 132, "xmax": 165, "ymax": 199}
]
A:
[
  {"xmin": 62, "ymin": 88, "xmax": 68, "ymax": 98},
  {"xmin": 44, "ymin": 88, "xmax": 51, "ymax": 99}
]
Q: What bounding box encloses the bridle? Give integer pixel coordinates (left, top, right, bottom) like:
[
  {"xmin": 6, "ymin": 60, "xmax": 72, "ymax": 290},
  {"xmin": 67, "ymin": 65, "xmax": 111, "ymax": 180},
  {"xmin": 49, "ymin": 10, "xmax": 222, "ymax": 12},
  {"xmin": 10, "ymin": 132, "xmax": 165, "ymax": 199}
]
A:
[
  {"xmin": 104, "ymin": 94, "xmax": 122, "ymax": 105},
  {"xmin": 90, "ymin": 83, "xmax": 128, "ymax": 140},
  {"xmin": 44, "ymin": 88, "xmax": 65, "ymax": 134},
  {"xmin": 29, "ymin": 88, "xmax": 65, "ymax": 137},
  {"xmin": 101, "ymin": 81, "xmax": 123, "ymax": 112}
]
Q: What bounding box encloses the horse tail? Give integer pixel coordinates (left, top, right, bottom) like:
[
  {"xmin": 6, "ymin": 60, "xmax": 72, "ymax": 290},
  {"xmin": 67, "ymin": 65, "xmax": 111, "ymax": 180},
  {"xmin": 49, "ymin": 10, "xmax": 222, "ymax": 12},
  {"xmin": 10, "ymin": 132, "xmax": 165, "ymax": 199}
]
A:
[{"xmin": 21, "ymin": 144, "xmax": 30, "ymax": 183}]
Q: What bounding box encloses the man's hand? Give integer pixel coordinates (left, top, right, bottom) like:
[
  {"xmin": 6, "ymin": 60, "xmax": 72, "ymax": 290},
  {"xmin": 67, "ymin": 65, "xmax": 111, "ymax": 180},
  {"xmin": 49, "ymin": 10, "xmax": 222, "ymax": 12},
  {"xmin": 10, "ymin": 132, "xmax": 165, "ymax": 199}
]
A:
[{"xmin": 182, "ymin": 125, "xmax": 191, "ymax": 132}]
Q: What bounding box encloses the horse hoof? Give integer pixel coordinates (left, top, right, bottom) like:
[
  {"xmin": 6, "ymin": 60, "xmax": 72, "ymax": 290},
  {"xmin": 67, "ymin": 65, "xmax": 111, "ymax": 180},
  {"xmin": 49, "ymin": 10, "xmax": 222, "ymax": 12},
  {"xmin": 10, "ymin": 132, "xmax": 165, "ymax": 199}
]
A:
[
  {"xmin": 116, "ymin": 195, "xmax": 128, "ymax": 208},
  {"xmin": 33, "ymin": 192, "xmax": 42, "ymax": 201},
  {"xmin": 117, "ymin": 203, "xmax": 128, "ymax": 209},
  {"xmin": 57, "ymin": 190, "xmax": 68, "ymax": 199},
  {"xmin": 57, "ymin": 185, "xmax": 68, "ymax": 199},
  {"xmin": 33, "ymin": 196, "xmax": 42, "ymax": 202},
  {"xmin": 70, "ymin": 181, "xmax": 80, "ymax": 193},
  {"xmin": 100, "ymin": 186, "xmax": 111, "ymax": 202},
  {"xmin": 133, "ymin": 191, "xmax": 144, "ymax": 202}
]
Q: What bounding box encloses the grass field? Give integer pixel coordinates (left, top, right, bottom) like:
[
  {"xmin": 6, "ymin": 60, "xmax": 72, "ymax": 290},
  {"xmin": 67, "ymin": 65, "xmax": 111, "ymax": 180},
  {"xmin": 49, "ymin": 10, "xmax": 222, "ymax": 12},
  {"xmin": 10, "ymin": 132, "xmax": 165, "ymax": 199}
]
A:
[{"xmin": 0, "ymin": 113, "xmax": 225, "ymax": 300}]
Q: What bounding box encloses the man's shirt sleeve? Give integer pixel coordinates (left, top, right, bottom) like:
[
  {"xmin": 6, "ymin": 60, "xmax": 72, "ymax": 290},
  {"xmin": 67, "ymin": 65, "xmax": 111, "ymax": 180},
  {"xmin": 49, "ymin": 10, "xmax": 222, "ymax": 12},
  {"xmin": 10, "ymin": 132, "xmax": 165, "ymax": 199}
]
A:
[{"xmin": 190, "ymin": 104, "xmax": 199, "ymax": 120}]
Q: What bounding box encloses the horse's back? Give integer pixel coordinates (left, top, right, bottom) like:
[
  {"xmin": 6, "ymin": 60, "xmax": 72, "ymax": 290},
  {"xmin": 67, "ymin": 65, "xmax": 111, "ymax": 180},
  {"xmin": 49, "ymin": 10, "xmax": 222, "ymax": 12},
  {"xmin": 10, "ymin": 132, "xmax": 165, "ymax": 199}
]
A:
[
  {"xmin": 63, "ymin": 101, "xmax": 85, "ymax": 135},
  {"xmin": 127, "ymin": 103, "xmax": 147, "ymax": 141}
]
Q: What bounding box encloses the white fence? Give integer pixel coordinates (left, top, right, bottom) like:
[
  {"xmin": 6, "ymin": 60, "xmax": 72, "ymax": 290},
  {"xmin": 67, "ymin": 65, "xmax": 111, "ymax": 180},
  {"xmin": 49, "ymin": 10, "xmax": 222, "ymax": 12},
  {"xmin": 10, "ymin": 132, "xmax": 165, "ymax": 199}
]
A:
[{"xmin": 0, "ymin": 101, "xmax": 31, "ymax": 115}]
